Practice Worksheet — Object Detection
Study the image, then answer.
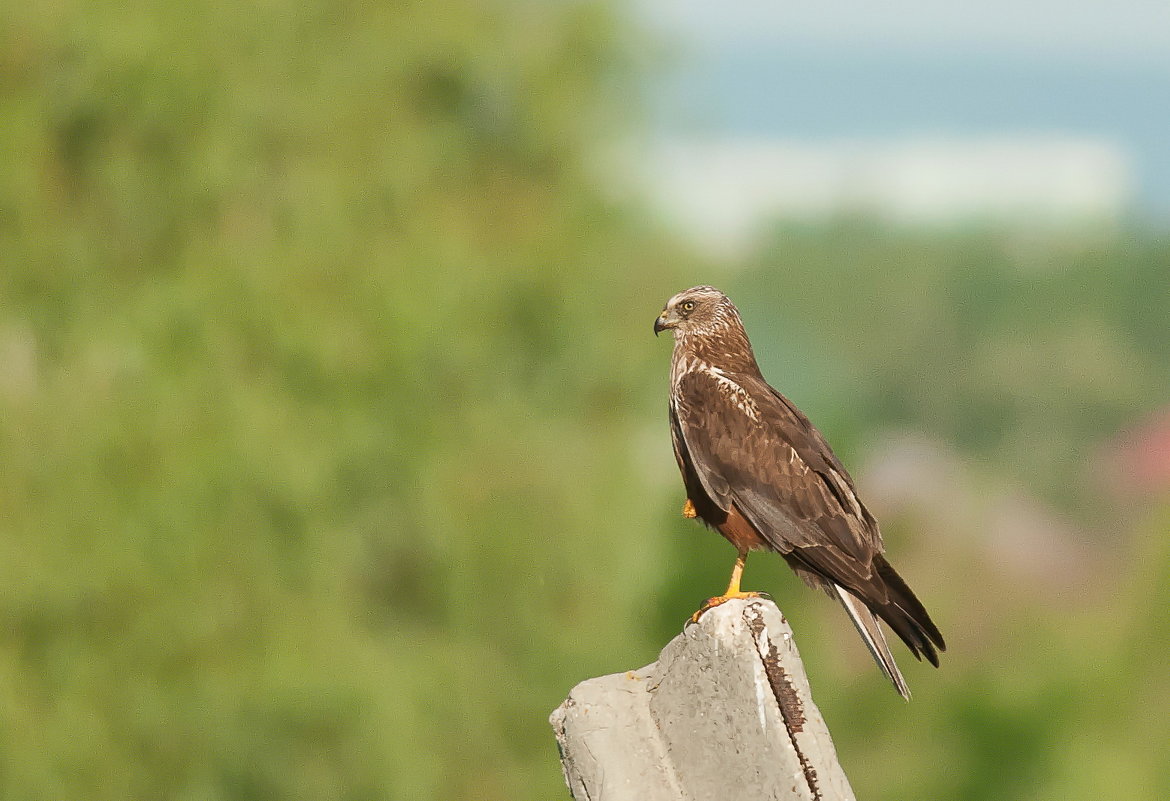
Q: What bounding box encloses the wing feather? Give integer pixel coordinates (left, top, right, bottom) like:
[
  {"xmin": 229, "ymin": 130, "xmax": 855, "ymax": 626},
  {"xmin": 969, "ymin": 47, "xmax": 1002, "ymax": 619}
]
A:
[
  {"xmin": 669, "ymin": 396, "xmax": 731, "ymax": 510},
  {"xmin": 673, "ymin": 369, "xmax": 881, "ymax": 575}
]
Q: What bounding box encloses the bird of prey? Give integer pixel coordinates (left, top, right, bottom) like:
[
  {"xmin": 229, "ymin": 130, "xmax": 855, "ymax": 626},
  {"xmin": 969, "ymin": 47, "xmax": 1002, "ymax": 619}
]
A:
[{"xmin": 654, "ymin": 285, "xmax": 944, "ymax": 698}]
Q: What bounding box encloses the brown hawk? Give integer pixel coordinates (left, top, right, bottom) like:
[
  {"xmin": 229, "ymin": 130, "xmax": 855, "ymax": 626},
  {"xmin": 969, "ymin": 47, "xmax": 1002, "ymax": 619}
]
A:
[{"xmin": 655, "ymin": 285, "xmax": 944, "ymax": 698}]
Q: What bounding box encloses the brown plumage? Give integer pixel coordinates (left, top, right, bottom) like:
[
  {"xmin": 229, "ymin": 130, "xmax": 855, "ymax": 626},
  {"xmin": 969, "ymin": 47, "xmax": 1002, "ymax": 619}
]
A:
[{"xmin": 654, "ymin": 285, "xmax": 944, "ymax": 698}]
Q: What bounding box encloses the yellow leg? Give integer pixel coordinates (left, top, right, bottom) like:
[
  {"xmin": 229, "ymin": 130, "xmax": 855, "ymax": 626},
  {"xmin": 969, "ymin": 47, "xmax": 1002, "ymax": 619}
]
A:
[
  {"xmin": 689, "ymin": 549, "xmax": 765, "ymax": 623},
  {"xmin": 724, "ymin": 548, "xmax": 747, "ymax": 595},
  {"xmin": 682, "ymin": 498, "xmax": 697, "ymax": 518}
]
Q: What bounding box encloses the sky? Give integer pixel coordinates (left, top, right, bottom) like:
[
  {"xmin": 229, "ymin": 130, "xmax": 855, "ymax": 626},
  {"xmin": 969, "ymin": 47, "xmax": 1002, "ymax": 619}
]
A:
[
  {"xmin": 636, "ymin": 0, "xmax": 1170, "ymax": 65},
  {"xmin": 633, "ymin": 1, "xmax": 1170, "ymax": 226}
]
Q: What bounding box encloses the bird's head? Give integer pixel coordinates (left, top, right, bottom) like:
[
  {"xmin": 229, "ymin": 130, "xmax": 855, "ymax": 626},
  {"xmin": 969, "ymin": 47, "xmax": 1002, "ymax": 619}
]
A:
[{"xmin": 654, "ymin": 285, "xmax": 735, "ymax": 338}]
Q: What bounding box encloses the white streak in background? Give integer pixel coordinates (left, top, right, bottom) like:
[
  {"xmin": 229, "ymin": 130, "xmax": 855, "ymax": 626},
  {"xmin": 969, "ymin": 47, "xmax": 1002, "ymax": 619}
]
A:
[
  {"xmin": 636, "ymin": 136, "xmax": 1133, "ymax": 255},
  {"xmin": 635, "ymin": 0, "xmax": 1170, "ymax": 66}
]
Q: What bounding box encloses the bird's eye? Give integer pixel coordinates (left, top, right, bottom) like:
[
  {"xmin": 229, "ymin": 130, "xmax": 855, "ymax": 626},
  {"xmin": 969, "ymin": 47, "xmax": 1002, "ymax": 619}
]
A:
[{"xmin": 681, "ymin": 301, "xmax": 695, "ymax": 312}]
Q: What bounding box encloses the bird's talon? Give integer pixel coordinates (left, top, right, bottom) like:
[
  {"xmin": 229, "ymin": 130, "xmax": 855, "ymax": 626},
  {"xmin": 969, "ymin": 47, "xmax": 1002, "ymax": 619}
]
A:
[
  {"xmin": 682, "ymin": 499, "xmax": 697, "ymax": 518},
  {"xmin": 688, "ymin": 591, "xmax": 765, "ymax": 623}
]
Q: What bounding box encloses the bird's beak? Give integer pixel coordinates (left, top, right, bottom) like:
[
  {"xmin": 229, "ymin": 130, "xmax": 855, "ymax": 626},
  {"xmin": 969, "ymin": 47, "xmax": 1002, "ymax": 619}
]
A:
[{"xmin": 654, "ymin": 309, "xmax": 676, "ymax": 336}]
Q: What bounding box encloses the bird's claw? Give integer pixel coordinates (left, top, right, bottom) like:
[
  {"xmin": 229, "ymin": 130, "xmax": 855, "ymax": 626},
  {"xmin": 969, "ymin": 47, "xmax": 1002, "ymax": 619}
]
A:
[{"xmin": 686, "ymin": 591, "xmax": 769, "ymax": 625}]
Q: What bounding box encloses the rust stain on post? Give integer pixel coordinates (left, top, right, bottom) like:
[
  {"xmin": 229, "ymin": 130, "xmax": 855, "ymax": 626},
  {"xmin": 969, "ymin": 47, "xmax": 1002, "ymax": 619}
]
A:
[
  {"xmin": 747, "ymin": 606, "xmax": 821, "ymax": 800},
  {"xmin": 761, "ymin": 643, "xmax": 805, "ymax": 733}
]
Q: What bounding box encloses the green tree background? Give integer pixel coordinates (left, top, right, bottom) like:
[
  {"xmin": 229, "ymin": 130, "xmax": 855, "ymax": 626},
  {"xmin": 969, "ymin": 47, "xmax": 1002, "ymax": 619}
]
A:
[{"xmin": 2, "ymin": 1, "xmax": 1169, "ymax": 799}]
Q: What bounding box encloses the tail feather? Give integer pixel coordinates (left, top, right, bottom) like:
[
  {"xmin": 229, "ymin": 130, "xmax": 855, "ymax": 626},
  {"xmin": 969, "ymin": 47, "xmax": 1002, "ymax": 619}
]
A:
[
  {"xmin": 872, "ymin": 556, "xmax": 946, "ymax": 667},
  {"xmin": 834, "ymin": 584, "xmax": 912, "ymax": 700},
  {"xmin": 875, "ymin": 557, "xmax": 946, "ymax": 649}
]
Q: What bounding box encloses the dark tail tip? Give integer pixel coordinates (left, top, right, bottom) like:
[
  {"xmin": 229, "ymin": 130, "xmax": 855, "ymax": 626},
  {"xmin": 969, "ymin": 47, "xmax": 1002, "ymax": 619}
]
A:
[{"xmin": 874, "ymin": 556, "xmax": 946, "ymax": 666}]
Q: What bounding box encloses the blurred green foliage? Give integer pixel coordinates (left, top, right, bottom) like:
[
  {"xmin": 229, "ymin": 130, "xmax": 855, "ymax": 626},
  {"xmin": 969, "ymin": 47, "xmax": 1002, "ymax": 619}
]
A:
[
  {"xmin": 1, "ymin": 1, "xmax": 688, "ymax": 798},
  {"xmin": 1, "ymin": 1, "xmax": 1169, "ymax": 800}
]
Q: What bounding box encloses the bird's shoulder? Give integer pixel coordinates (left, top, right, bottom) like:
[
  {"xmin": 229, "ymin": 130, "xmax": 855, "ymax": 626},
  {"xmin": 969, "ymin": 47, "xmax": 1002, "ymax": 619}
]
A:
[{"xmin": 674, "ymin": 364, "xmax": 832, "ymax": 468}]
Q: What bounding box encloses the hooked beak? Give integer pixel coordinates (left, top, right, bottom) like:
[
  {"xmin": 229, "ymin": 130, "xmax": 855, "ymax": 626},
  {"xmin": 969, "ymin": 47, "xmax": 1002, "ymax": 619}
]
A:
[{"xmin": 653, "ymin": 313, "xmax": 673, "ymax": 336}]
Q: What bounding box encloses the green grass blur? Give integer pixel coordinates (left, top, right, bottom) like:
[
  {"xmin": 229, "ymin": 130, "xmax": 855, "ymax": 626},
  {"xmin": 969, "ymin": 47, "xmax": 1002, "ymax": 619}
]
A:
[{"xmin": 2, "ymin": 2, "xmax": 1169, "ymax": 799}]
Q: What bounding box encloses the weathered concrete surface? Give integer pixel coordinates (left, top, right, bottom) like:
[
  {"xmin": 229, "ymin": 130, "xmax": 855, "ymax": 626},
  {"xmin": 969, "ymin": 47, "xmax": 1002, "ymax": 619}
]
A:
[{"xmin": 550, "ymin": 598, "xmax": 856, "ymax": 801}]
